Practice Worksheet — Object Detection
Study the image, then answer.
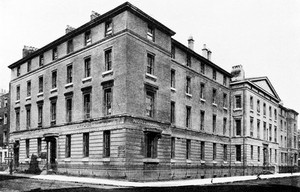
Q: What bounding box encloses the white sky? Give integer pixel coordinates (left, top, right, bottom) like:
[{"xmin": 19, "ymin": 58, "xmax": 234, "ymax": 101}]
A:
[{"xmin": 0, "ymin": 0, "xmax": 300, "ymax": 112}]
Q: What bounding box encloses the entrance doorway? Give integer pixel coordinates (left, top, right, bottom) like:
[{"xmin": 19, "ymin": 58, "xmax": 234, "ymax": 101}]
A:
[
  {"xmin": 43, "ymin": 133, "xmax": 58, "ymax": 172},
  {"xmin": 13, "ymin": 141, "xmax": 19, "ymax": 168},
  {"xmin": 263, "ymin": 144, "xmax": 269, "ymax": 166}
]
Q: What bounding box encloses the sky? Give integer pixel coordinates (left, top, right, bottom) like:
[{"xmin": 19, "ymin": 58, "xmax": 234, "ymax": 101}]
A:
[{"xmin": 0, "ymin": 0, "xmax": 300, "ymax": 112}]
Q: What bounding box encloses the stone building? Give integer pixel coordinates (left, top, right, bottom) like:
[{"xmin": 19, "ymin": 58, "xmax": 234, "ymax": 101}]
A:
[
  {"xmin": 0, "ymin": 90, "xmax": 9, "ymax": 163},
  {"xmin": 7, "ymin": 2, "xmax": 297, "ymax": 180}
]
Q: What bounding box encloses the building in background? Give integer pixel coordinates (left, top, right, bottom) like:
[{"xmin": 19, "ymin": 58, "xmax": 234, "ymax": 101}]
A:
[
  {"xmin": 7, "ymin": 2, "xmax": 298, "ymax": 180},
  {"xmin": 0, "ymin": 90, "xmax": 9, "ymax": 164}
]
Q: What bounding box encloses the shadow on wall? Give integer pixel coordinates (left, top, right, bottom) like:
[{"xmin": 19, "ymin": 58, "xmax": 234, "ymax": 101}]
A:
[{"xmin": 26, "ymin": 154, "xmax": 41, "ymax": 174}]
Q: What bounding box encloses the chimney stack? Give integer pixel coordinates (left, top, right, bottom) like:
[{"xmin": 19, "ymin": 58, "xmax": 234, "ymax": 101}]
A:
[
  {"xmin": 22, "ymin": 46, "xmax": 38, "ymax": 58},
  {"xmin": 188, "ymin": 36, "xmax": 194, "ymax": 50},
  {"xmin": 202, "ymin": 44, "xmax": 212, "ymax": 60},
  {"xmin": 65, "ymin": 25, "xmax": 75, "ymax": 34},
  {"xmin": 231, "ymin": 65, "xmax": 245, "ymax": 81},
  {"xmin": 90, "ymin": 11, "xmax": 100, "ymax": 20}
]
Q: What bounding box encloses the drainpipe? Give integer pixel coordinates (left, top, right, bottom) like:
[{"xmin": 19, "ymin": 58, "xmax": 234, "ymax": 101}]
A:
[
  {"xmin": 242, "ymin": 88, "xmax": 246, "ymax": 175},
  {"xmin": 229, "ymin": 88, "xmax": 232, "ymax": 176}
]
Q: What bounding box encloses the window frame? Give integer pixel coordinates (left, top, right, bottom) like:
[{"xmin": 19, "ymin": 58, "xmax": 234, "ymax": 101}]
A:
[
  {"xmin": 84, "ymin": 30, "xmax": 92, "ymax": 46},
  {"xmin": 65, "ymin": 135, "xmax": 71, "ymax": 158},
  {"xmin": 66, "ymin": 64, "xmax": 73, "ymax": 84},
  {"xmin": 104, "ymin": 48, "xmax": 112, "ymax": 71},
  {"xmin": 83, "ymin": 133, "xmax": 89, "ymax": 157},
  {"xmin": 103, "ymin": 130, "xmax": 111, "ymax": 158},
  {"xmin": 146, "ymin": 53, "xmax": 155, "ymax": 75},
  {"xmin": 84, "ymin": 57, "xmax": 91, "ymax": 78}
]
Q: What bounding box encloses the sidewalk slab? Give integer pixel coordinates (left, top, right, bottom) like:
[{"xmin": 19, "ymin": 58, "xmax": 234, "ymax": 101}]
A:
[{"xmin": 1, "ymin": 171, "xmax": 300, "ymax": 187}]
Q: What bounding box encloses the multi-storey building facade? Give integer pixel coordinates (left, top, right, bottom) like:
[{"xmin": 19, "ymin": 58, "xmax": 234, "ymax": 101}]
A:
[
  {"xmin": 0, "ymin": 91, "xmax": 9, "ymax": 163},
  {"xmin": 8, "ymin": 2, "xmax": 297, "ymax": 180}
]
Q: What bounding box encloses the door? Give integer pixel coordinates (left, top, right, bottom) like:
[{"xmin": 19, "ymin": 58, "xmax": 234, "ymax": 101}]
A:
[
  {"xmin": 49, "ymin": 139, "xmax": 57, "ymax": 170},
  {"xmin": 263, "ymin": 144, "xmax": 268, "ymax": 166},
  {"xmin": 14, "ymin": 142, "xmax": 19, "ymax": 167}
]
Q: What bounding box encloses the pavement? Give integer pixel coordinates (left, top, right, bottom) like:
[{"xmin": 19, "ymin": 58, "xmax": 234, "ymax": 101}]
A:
[{"xmin": 0, "ymin": 171, "xmax": 300, "ymax": 188}]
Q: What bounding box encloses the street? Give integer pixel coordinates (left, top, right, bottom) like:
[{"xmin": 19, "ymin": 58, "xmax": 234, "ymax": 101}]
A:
[{"xmin": 0, "ymin": 174, "xmax": 300, "ymax": 192}]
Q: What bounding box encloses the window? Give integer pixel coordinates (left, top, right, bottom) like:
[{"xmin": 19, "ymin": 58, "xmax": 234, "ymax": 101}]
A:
[
  {"xmin": 280, "ymin": 120, "xmax": 283, "ymax": 131},
  {"xmin": 15, "ymin": 109, "xmax": 20, "ymax": 130},
  {"xmin": 212, "ymin": 89, "xmax": 217, "ymax": 104},
  {"xmin": 250, "ymin": 117, "xmax": 254, "ymax": 137},
  {"xmin": 213, "ymin": 143, "xmax": 216, "ymax": 160},
  {"xmin": 274, "ymin": 126, "xmax": 277, "ymax": 142},
  {"xmin": 200, "ymin": 141, "xmax": 205, "ymax": 160},
  {"xmin": 4, "ymin": 99, "xmax": 7, "ymax": 107},
  {"xmin": 105, "ymin": 20, "xmax": 112, "ymax": 36},
  {"xmin": 66, "ymin": 97, "xmax": 73, "ymax": 123},
  {"xmin": 270, "ymin": 149, "xmax": 272, "ymax": 163},
  {"xmin": 212, "ymin": 114, "xmax": 216, "ymax": 133},
  {"xmin": 186, "ymin": 106, "xmax": 191, "ymax": 128},
  {"xmin": 146, "ymin": 90, "xmax": 155, "ymax": 118},
  {"xmin": 186, "ymin": 54, "xmax": 191, "ymax": 67},
  {"xmin": 27, "ymin": 60, "xmax": 31, "ymax": 72},
  {"xmin": 65, "ymin": 135, "xmax": 71, "ymax": 158},
  {"xmin": 263, "ymin": 122, "xmax": 267, "ymax": 140},
  {"xmin": 17, "ymin": 66, "xmax": 20, "ymax": 77},
  {"xmin": 4, "ymin": 113, "xmax": 7, "ymax": 125},
  {"xmin": 186, "ymin": 77, "xmax": 192, "ymax": 95},
  {"xmin": 171, "ymin": 45, "xmax": 175, "ymax": 59},
  {"xmin": 147, "ymin": 53, "xmax": 154, "ymax": 75},
  {"xmin": 223, "ymin": 93, "xmax": 227, "ymax": 108},
  {"xmin": 103, "ymin": 130, "xmax": 111, "ymax": 157},
  {"xmin": 67, "ymin": 39, "xmax": 73, "ymax": 54},
  {"xmin": 104, "ymin": 88, "xmax": 112, "ymax": 115},
  {"xmin": 27, "ymin": 81, "xmax": 31, "ymax": 97},
  {"xmin": 257, "ymin": 100, "xmax": 260, "ymax": 113},
  {"xmin": 83, "ymin": 93, "xmax": 91, "ymax": 120},
  {"xmin": 37, "ymin": 138, "xmax": 41, "ymax": 157},
  {"xmin": 147, "ymin": 25, "xmax": 154, "ymax": 41},
  {"xmin": 52, "ymin": 47, "xmax": 58, "ymax": 60},
  {"xmin": 83, "ymin": 133, "xmax": 89, "ymax": 157},
  {"xmin": 39, "ymin": 54, "xmax": 44, "ymax": 66},
  {"xmin": 257, "ymin": 120, "xmax": 260, "ymax": 139},
  {"xmin": 26, "ymin": 139, "xmax": 30, "ymax": 158},
  {"xmin": 275, "ymin": 149, "xmax": 277, "ymax": 163},
  {"xmin": 223, "ymin": 75, "xmax": 227, "ymax": 86},
  {"xmin": 171, "ymin": 69, "xmax": 175, "ymax": 88},
  {"xmin": 294, "ymin": 136, "xmax": 297, "ymax": 148},
  {"xmin": 105, "ymin": 49, "xmax": 112, "ymax": 71},
  {"xmin": 16, "ymin": 85, "xmax": 20, "ymax": 100},
  {"xmin": 200, "ymin": 111, "xmax": 205, "ymax": 130},
  {"xmin": 250, "ymin": 96, "xmax": 253, "ymax": 110},
  {"xmin": 67, "ymin": 64, "xmax": 73, "ymax": 84},
  {"xmin": 269, "ymin": 106, "xmax": 272, "ymax": 118},
  {"xmin": 274, "ymin": 109, "xmax": 277, "ymax": 120},
  {"xmin": 26, "ymin": 106, "xmax": 31, "ymax": 129},
  {"xmin": 38, "ymin": 76, "xmax": 43, "ymax": 93},
  {"xmin": 263, "ymin": 103, "xmax": 266, "ymax": 116},
  {"xmin": 251, "ymin": 145, "xmax": 253, "ymax": 160},
  {"xmin": 171, "ymin": 137, "xmax": 175, "ymax": 159},
  {"xmin": 38, "ymin": 103, "xmax": 43, "ymax": 127},
  {"xmin": 213, "ymin": 69, "xmax": 216, "ymax": 80},
  {"xmin": 170, "ymin": 101, "xmax": 175, "ymax": 124},
  {"xmin": 84, "ymin": 31, "xmax": 91, "ymax": 46},
  {"xmin": 235, "ymin": 95, "xmax": 241, "ymax": 108},
  {"xmin": 52, "ymin": 70, "xmax": 57, "ymax": 89},
  {"xmin": 269, "ymin": 124, "xmax": 272, "ymax": 141},
  {"xmin": 145, "ymin": 132, "xmax": 158, "ymax": 158},
  {"xmin": 186, "ymin": 139, "xmax": 191, "ymax": 159},
  {"xmin": 236, "ymin": 145, "xmax": 241, "ymax": 161},
  {"xmin": 235, "ymin": 119, "xmax": 241, "ymax": 136},
  {"xmin": 84, "ymin": 57, "xmax": 91, "ymax": 78},
  {"xmin": 258, "ymin": 146, "xmax": 260, "ymax": 162},
  {"xmin": 223, "ymin": 118, "xmax": 227, "ymax": 135},
  {"xmin": 200, "ymin": 63, "xmax": 205, "ymax": 74},
  {"xmin": 50, "ymin": 99, "xmax": 57, "ymax": 125},
  {"xmin": 223, "ymin": 144, "xmax": 227, "ymax": 161},
  {"xmin": 200, "ymin": 83, "xmax": 205, "ymax": 99}
]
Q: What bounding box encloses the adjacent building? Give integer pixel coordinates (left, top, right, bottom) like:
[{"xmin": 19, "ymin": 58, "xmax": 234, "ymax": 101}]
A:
[
  {"xmin": 7, "ymin": 2, "xmax": 298, "ymax": 180},
  {"xmin": 0, "ymin": 90, "xmax": 9, "ymax": 163}
]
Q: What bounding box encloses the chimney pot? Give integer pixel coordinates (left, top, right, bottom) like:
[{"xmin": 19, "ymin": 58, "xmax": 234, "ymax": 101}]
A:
[
  {"xmin": 188, "ymin": 36, "xmax": 194, "ymax": 50},
  {"xmin": 65, "ymin": 25, "xmax": 75, "ymax": 34},
  {"xmin": 202, "ymin": 44, "xmax": 212, "ymax": 60},
  {"xmin": 22, "ymin": 45, "xmax": 38, "ymax": 58},
  {"xmin": 90, "ymin": 11, "xmax": 101, "ymax": 20}
]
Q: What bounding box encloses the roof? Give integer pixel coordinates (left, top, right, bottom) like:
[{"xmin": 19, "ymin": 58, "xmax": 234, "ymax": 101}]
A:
[
  {"xmin": 8, "ymin": 2, "xmax": 175, "ymax": 69},
  {"xmin": 171, "ymin": 39, "xmax": 232, "ymax": 77}
]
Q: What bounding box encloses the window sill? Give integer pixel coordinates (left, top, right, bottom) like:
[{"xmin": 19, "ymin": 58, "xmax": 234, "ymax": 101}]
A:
[
  {"xmin": 25, "ymin": 158, "xmax": 30, "ymax": 162},
  {"xmin": 82, "ymin": 77, "xmax": 92, "ymax": 84},
  {"xmin": 26, "ymin": 96, "xmax": 31, "ymax": 101},
  {"xmin": 65, "ymin": 83, "xmax": 73, "ymax": 88},
  {"xmin": 200, "ymin": 98, "xmax": 206, "ymax": 102},
  {"xmin": 223, "ymin": 161, "xmax": 228, "ymax": 164},
  {"xmin": 257, "ymin": 112, "xmax": 260, "ymax": 116},
  {"xmin": 37, "ymin": 158, "xmax": 42, "ymax": 162},
  {"xmin": 64, "ymin": 158, "xmax": 71, "ymax": 162},
  {"xmin": 102, "ymin": 70, "xmax": 113, "ymax": 77},
  {"xmin": 233, "ymin": 108, "xmax": 242, "ymax": 111},
  {"xmin": 212, "ymin": 161, "xmax": 217, "ymax": 164},
  {"xmin": 171, "ymin": 159, "xmax": 177, "ymax": 163},
  {"xmin": 250, "ymin": 109, "xmax": 254, "ymax": 113},
  {"xmin": 185, "ymin": 93, "xmax": 192, "ymax": 98},
  {"xmin": 37, "ymin": 92, "xmax": 44, "ymax": 97},
  {"xmin": 82, "ymin": 157, "xmax": 89, "ymax": 162},
  {"xmin": 50, "ymin": 88, "xmax": 58, "ymax": 93},
  {"xmin": 200, "ymin": 160, "xmax": 206, "ymax": 164},
  {"xmin": 212, "ymin": 103, "xmax": 217, "ymax": 107},
  {"xmin": 170, "ymin": 87, "xmax": 176, "ymax": 92},
  {"xmin": 143, "ymin": 158, "xmax": 159, "ymax": 164},
  {"xmin": 263, "ymin": 115, "xmax": 266, "ymax": 118},
  {"xmin": 145, "ymin": 73, "xmax": 157, "ymax": 82},
  {"xmin": 101, "ymin": 157, "xmax": 111, "ymax": 162},
  {"xmin": 15, "ymin": 100, "xmax": 20, "ymax": 104},
  {"xmin": 223, "ymin": 107, "xmax": 228, "ymax": 111}
]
